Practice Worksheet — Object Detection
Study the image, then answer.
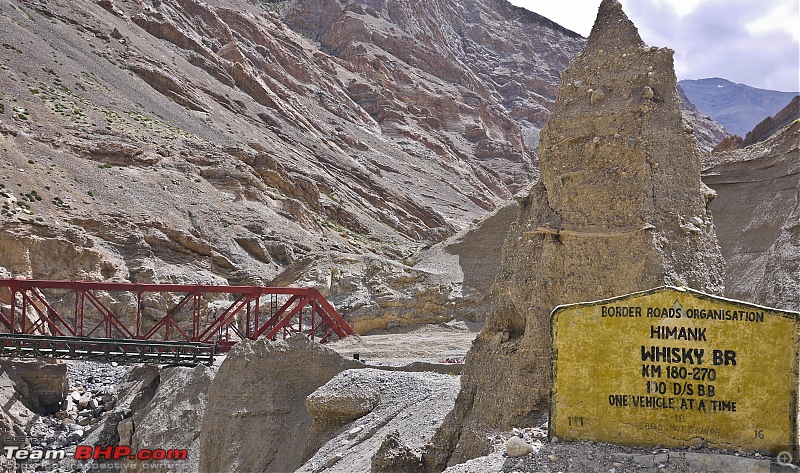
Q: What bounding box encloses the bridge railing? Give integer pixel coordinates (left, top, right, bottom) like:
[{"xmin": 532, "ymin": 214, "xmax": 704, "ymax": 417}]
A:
[{"xmin": 0, "ymin": 279, "xmax": 354, "ymax": 352}]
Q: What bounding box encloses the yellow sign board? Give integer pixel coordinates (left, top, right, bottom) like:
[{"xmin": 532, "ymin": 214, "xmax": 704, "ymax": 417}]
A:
[{"xmin": 550, "ymin": 286, "xmax": 799, "ymax": 453}]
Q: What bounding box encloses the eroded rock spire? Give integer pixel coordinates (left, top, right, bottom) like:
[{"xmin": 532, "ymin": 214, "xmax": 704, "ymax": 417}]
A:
[
  {"xmin": 423, "ymin": 0, "xmax": 724, "ymax": 469},
  {"xmin": 586, "ymin": 0, "xmax": 645, "ymax": 52}
]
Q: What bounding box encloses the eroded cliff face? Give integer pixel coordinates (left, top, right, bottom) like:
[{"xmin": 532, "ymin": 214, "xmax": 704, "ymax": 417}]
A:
[
  {"xmin": 703, "ymin": 101, "xmax": 800, "ymax": 312},
  {"xmin": 425, "ymin": 1, "xmax": 724, "ymax": 468}
]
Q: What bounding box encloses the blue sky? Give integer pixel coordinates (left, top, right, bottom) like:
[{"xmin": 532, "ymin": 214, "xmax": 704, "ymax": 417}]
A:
[{"xmin": 508, "ymin": 0, "xmax": 800, "ymax": 92}]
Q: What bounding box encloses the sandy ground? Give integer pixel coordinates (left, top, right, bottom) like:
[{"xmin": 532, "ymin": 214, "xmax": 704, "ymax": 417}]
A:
[{"xmin": 326, "ymin": 322, "xmax": 480, "ymax": 365}]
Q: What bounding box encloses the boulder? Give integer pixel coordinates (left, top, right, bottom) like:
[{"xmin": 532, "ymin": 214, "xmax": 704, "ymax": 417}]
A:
[
  {"xmin": 371, "ymin": 430, "xmax": 424, "ymax": 473},
  {"xmin": 505, "ymin": 436, "xmax": 533, "ymax": 457},
  {"xmin": 298, "ymin": 369, "xmax": 460, "ymax": 473},
  {"xmin": 306, "ymin": 369, "xmax": 380, "ymax": 424},
  {"xmin": 198, "ymin": 335, "xmax": 362, "ymax": 473}
]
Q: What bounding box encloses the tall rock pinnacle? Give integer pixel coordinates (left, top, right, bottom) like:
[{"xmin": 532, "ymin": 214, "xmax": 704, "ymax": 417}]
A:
[{"xmin": 423, "ymin": 0, "xmax": 724, "ymax": 469}]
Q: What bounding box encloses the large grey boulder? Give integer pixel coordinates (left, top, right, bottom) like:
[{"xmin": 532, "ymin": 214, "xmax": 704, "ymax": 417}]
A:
[
  {"xmin": 198, "ymin": 335, "xmax": 361, "ymax": 473},
  {"xmin": 306, "ymin": 369, "xmax": 381, "ymax": 424},
  {"xmin": 299, "ymin": 368, "xmax": 460, "ymax": 473}
]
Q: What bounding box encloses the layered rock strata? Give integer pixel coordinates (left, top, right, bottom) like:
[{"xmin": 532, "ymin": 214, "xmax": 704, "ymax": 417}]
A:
[
  {"xmin": 703, "ymin": 99, "xmax": 800, "ymax": 311},
  {"xmin": 425, "ymin": 1, "xmax": 724, "ymax": 468}
]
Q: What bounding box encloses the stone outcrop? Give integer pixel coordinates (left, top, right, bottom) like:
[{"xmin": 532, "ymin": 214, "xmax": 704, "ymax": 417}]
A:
[
  {"xmin": 371, "ymin": 430, "xmax": 425, "ymax": 473},
  {"xmin": 678, "ymin": 85, "xmax": 728, "ymax": 153},
  {"xmin": 0, "ymin": 370, "xmax": 38, "ymax": 473},
  {"xmin": 425, "ymin": 1, "xmax": 724, "ymax": 468},
  {"xmin": 684, "ymin": 110, "xmax": 729, "ymax": 153},
  {"xmin": 712, "ymin": 135, "xmax": 743, "ymax": 152},
  {"xmin": 709, "ymin": 96, "xmax": 798, "ymax": 152},
  {"xmin": 298, "ymin": 368, "xmax": 460, "ymax": 473},
  {"xmin": 0, "ymin": 359, "xmax": 67, "ymax": 414},
  {"xmin": 198, "ymin": 335, "xmax": 362, "ymax": 473},
  {"xmin": 742, "ymin": 95, "xmax": 799, "ymax": 147}
]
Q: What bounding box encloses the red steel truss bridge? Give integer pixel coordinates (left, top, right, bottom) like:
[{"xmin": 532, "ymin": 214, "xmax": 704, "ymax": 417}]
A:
[{"xmin": 0, "ymin": 279, "xmax": 354, "ymax": 365}]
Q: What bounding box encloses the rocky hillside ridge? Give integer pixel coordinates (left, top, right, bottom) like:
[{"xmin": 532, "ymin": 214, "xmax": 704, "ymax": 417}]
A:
[
  {"xmin": 711, "ymin": 95, "xmax": 799, "ymax": 152},
  {"xmin": 742, "ymin": 95, "xmax": 800, "ymax": 147},
  {"xmin": 678, "ymin": 84, "xmax": 727, "ymax": 153},
  {"xmin": 703, "ymin": 97, "xmax": 800, "ymax": 311},
  {"xmin": 0, "ymin": 0, "xmax": 588, "ymax": 329},
  {"xmin": 680, "ymin": 77, "xmax": 800, "ymax": 137},
  {"xmin": 284, "ymin": 0, "xmax": 583, "ymax": 153}
]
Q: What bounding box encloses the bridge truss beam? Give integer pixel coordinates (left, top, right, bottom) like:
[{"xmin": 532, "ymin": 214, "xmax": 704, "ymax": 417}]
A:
[{"xmin": 0, "ymin": 279, "xmax": 354, "ymax": 358}]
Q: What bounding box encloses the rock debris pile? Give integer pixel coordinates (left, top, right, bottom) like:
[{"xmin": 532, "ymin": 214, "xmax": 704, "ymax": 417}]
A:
[
  {"xmin": 0, "ymin": 359, "xmax": 131, "ymax": 473},
  {"xmin": 53, "ymin": 362, "xmax": 130, "ymax": 446}
]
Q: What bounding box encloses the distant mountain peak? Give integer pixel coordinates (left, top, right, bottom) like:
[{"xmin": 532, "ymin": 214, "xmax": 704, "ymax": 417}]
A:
[{"xmin": 679, "ymin": 78, "xmax": 800, "ymax": 136}]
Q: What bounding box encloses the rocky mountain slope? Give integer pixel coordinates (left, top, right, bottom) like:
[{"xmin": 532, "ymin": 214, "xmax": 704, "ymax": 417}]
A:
[
  {"xmin": 0, "ymin": 0, "xmax": 735, "ymax": 332},
  {"xmin": 680, "ymin": 77, "xmax": 799, "ymax": 137},
  {"xmin": 678, "ymin": 84, "xmax": 727, "ymax": 153},
  {"xmin": 0, "ymin": 0, "xmax": 590, "ymax": 329}
]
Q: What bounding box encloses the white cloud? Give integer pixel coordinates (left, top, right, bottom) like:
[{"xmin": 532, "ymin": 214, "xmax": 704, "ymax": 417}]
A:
[
  {"xmin": 745, "ymin": 1, "xmax": 800, "ymax": 41},
  {"xmin": 507, "ymin": 1, "xmax": 598, "ymax": 36},
  {"xmin": 506, "ymin": 0, "xmax": 800, "ymax": 92}
]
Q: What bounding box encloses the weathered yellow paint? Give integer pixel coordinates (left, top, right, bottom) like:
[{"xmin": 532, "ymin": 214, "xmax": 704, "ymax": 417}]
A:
[{"xmin": 550, "ymin": 286, "xmax": 800, "ymax": 453}]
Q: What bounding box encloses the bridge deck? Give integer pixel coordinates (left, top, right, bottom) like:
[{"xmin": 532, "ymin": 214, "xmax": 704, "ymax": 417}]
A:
[{"xmin": 0, "ymin": 333, "xmax": 214, "ymax": 366}]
